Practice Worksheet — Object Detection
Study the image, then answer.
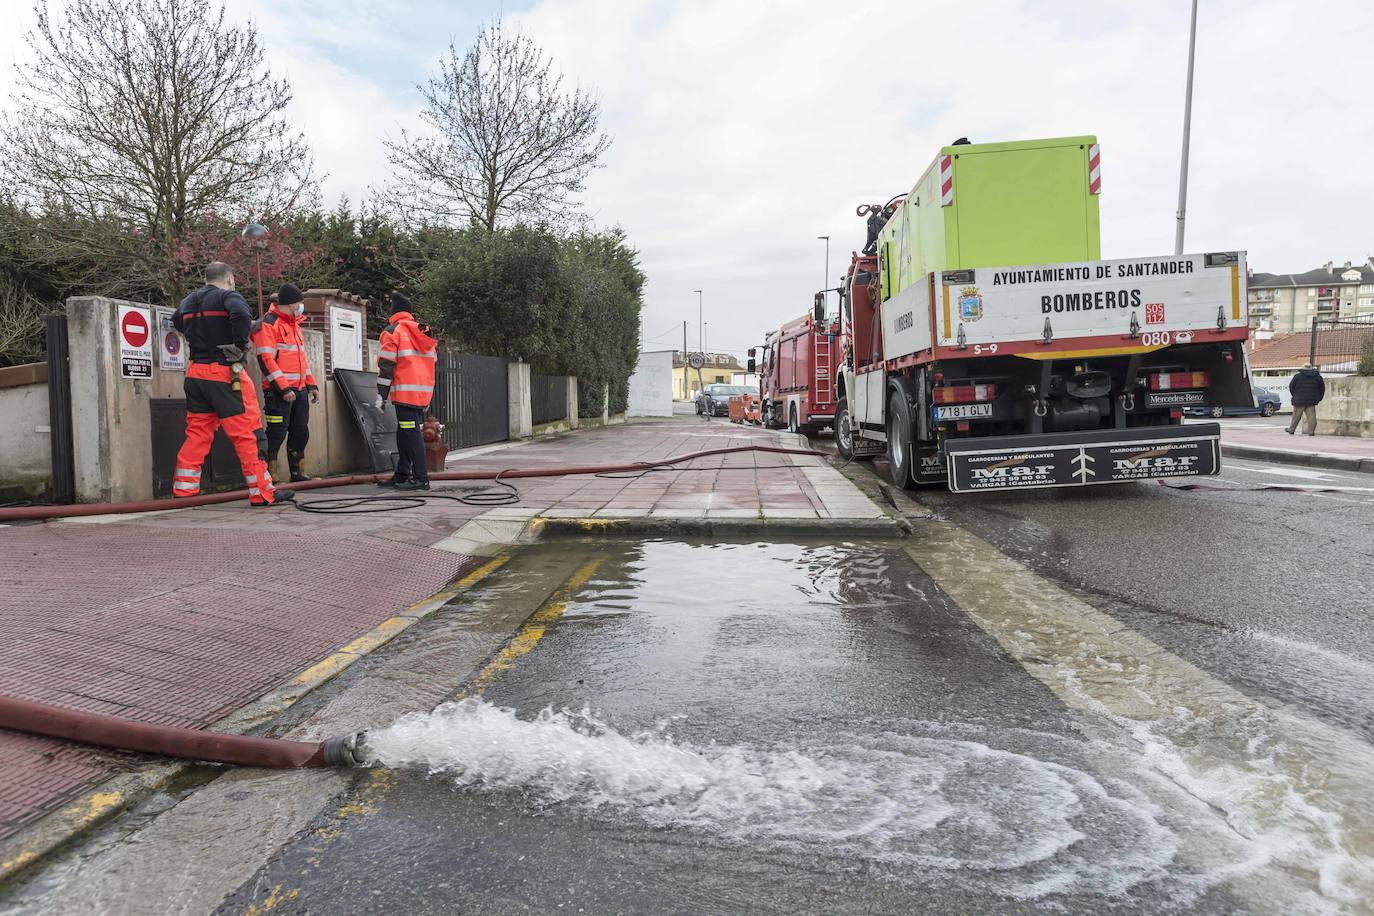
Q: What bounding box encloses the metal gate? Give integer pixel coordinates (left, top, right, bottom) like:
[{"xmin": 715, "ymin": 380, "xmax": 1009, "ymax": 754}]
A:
[
  {"xmin": 530, "ymin": 374, "xmax": 568, "ymax": 425},
  {"xmin": 149, "ymin": 400, "xmax": 246, "ymax": 497},
  {"xmin": 1308, "ymin": 317, "xmax": 1374, "ymax": 372},
  {"xmin": 431, "ymin": 351, "xmax": 510, "ymax": 449}
]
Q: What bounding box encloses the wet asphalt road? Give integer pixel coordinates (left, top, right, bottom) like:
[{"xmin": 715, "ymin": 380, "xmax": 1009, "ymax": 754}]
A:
[{"xmin": 902, "ymin": 452, "xmax": 1374, "ymax": 742}]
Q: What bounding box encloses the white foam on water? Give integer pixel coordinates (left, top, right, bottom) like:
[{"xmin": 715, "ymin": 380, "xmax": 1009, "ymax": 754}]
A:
[{"xmin": 367, "ymin": 698, "xmax": 1185, "ymax": 902}]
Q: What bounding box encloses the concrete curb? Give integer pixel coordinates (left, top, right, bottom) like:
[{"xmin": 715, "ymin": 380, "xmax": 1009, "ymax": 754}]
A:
[
  {"xmin": 0, "ymin": 555, "xmax": 510, "ymax": 887},
  {"xmin": 1221, "ymin": 443, "xmax": 1374, "ymax": 475},
  {"xmin": 535, "ymin": 515, "xmax": 909, "ymax": 539}
]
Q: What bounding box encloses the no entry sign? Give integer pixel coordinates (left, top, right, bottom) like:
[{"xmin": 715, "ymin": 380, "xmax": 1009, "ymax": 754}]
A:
[{"xmin": 117, "ymin": 304, "xmax": 153, "ymax": 378}]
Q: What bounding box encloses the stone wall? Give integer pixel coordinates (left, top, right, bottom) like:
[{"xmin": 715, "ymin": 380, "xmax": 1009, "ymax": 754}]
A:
[
  {"xmin": 0, "ymin": 363, "xmax": 51, "ymax": 496},
  {"xmin": 1315, "ymin": 376, "xmax": 1374, "ymax": 438},
  {"xmin": 65, "ymin": 296, "xmax": 374, "ymax": 503}
]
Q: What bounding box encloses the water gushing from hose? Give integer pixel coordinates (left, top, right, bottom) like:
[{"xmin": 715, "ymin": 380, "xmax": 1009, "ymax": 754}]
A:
[{"xmin": 364, "ymin": 698, "xmax": 1190, "ymax": 900}]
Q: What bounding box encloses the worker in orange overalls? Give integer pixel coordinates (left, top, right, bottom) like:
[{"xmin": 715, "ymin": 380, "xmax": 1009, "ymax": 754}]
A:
[
  {"xmin": 251, "ymin": 284, "xmax": 319, "ymax": 482},
  {"xmin": 170, "ymin": 262, "xmax": 292, "ymax": 506},
  {"xmin": 375, "ymin": 293, "xmax": 438, "ymax": 491}
]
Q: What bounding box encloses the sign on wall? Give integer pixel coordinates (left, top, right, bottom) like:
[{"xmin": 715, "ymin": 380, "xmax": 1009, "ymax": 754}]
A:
[
  {"xmin": 117, "ymin": 304, "xmax": 153, "ymax": 379},
  {"xmin": 155, "ymin": 306, "xmax": 186, "ymax": 372}
]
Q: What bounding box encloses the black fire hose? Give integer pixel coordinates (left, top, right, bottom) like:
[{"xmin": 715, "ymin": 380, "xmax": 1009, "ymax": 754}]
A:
[{"xmin": 0, "ymin": 695, "xmax": 369, "ymax": 769}]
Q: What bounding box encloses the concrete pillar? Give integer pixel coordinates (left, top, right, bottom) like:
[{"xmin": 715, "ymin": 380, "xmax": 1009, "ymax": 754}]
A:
[
  {"xmin": 602, "ymin": 384, "xmax": 609, "ymax": 424},
  {"xmin": 566, "ymin": 376, "xmax": 579, "ymax": 429},
  {"xmin": 508, "ymin": 361, "xmax": 532, "ymax": 439},
  {"xmin": 67, "ymin": 296, "xmax": 174, "ymax": 503}
]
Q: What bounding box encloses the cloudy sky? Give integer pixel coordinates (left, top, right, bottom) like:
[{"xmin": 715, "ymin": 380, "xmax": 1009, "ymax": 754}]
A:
[{"xmin": 3, "ymin": 0, "xmax": 1372, "ymax": 358}]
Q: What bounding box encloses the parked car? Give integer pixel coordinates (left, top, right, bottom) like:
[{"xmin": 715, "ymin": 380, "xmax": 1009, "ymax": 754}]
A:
[
  {"xmin": 1185, "ymin": 385, "xmax": 1281, "ymax": 418},
  {"xmin": 696, "ymin": 384, "xmax": 753, "ymax": 416}
]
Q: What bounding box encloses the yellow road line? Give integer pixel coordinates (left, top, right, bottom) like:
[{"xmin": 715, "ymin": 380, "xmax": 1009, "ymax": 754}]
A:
[
  {"xmin": 289, "ymin": 555, "xmax": 513, "ymax": 688},
  {"xmin": 456, "ymin": 554, "xmax": 511, "ymax": 587},
  {"xmin": 469, "ymin": 558, "xmax": 604, "ymax": 693}
]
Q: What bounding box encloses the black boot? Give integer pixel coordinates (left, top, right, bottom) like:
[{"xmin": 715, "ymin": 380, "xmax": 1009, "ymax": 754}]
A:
[{"xmin": 287, "ymin": 450, "xmax": 312, "ymax": 482}]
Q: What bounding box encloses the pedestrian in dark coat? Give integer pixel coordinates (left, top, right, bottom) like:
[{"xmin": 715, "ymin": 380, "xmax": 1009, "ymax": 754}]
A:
[{"xmin": 1287, "ymin": 365, "xmax": 1326, "ymax": 436}]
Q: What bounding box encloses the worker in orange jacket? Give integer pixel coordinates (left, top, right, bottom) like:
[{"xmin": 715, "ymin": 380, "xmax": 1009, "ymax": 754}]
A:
[
  {"xmin": 375, "ymin": 293, "xmax": 438, "ymax": 491},
  {"xmin": 170, "ymin": 262, "xmax": 291, "ymax": 507},
  {"xmin": 251, "ymin": 284, "xmax": 319, "ymax": 482}
]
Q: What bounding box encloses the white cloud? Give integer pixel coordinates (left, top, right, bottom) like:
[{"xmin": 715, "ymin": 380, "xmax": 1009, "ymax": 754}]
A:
[
  {"xmin": 512, "ymin": 0, "xmax": 1374, "ymax": 356},
  {"xmin": 3, "ymin": 0, "xmax": 1373, "ymax": 358}
]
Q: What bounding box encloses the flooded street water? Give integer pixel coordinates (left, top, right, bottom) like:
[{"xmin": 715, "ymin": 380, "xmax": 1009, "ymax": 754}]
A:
[
  {"xmin": 7, "ymin": 529, "xmax": 1371, "ymax": 915},
  {"xmin": 203, "ymin": 535, "xmax": 1374, "ymax": 914}
]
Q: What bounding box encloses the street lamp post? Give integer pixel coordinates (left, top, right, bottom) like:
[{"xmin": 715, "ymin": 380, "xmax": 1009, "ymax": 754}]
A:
[
  {"xmin": 694, "ymin": 289, "xmax": 703, "ymax": 354},
  {"xmin": 817, "ymin": 235, "xmax": 830, "ymax": 320},
  {"xmin": 1174, "ymin": 0, "xmax": 1198, "ymax": 255},
  {"xmin": 241, "ymin": 222, "xmax": 271, "ymax": 318}
]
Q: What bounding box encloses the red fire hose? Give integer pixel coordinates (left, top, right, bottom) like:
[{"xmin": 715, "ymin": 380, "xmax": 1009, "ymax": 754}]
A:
[
  {"xmin": 0, "ymin": 445, "xmax": 823, "ymax": 522},
  {"xmin": 0, "ymin": 695, "xmax": 367, "ymax": 768}
]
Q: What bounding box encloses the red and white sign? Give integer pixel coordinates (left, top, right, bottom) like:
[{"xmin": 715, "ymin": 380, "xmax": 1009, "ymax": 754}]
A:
[
  {"xmin": 1088, "ymin": 143, "xmax": 1102, "ymax": 195},
  {"xmin": 117, "ymin": 304, "xmax": 153, "ymax": 378},
  {"xmin": 155, "ymin": 306, "xmax": 186, "ymax": 371},
  {"xmin": 940, "ymin": 155, "xmax": 954, "ymax": 207},
  {"xmin": 1144, "ymin": 302, "xmax": 1166, "ymax": 325}
]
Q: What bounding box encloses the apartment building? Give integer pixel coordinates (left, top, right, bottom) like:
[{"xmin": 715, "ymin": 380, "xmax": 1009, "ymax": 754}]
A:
[{"xmin": 1247, "ymin": 258, "xmax": 1374, "ymax": 332}]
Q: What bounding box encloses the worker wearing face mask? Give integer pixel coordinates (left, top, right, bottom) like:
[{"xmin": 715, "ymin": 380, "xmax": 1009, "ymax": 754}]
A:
[{"xmin": 251, "ymin": 283, "xmax": 319, "ymax": 482}]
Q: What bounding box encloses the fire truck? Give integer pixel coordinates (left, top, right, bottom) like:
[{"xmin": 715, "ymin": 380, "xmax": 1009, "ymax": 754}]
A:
[
  {"xmin": 832, "ymin": 135, "xmax": 1252, "ymax": 492},
  {"xmin": 749, "ymin": 310, "xmax": 840, "ymax": 435}
]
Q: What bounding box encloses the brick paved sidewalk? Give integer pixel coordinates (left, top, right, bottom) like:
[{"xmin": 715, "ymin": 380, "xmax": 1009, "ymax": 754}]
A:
[{"xmin": 0, "ymin": 418, "xmax": 881, "ymax": 843}]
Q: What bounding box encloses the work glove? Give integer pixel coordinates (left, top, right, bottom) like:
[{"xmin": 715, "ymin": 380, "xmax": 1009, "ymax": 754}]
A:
[
  {"xmin": 282, "ymin": 389, "xmax": 297, "ymax": 403},
  {"xmin": 308, "ymin": 388, "xmax": 319, "ymax": 404},
  {"xmin": 374, "ymin": 395, "xmax": 386, "ymax": 411}
]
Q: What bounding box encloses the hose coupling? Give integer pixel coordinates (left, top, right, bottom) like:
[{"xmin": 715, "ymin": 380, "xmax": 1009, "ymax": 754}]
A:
[{"xmin": 320, "ymin": 732, "xmax": 372, "ymax": 767}]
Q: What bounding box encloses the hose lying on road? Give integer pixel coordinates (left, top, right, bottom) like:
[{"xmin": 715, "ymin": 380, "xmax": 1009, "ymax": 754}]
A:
[
  {"xmin": 0, "ymin": 695, "xmax": 369, "ymax": 768},
  {"xmin": 0, "ymin": 445, "xmax": 823, "ymax": 522}
]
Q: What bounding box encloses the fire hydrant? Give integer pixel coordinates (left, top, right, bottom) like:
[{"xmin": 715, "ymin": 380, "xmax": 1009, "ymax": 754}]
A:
[{"xmin": 423, "ymin": 416, "xmax": 448, "ymax": 472}]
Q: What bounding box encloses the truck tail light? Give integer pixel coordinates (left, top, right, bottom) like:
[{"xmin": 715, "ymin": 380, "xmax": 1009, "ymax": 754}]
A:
[
  {"xmin": 1088, "ymin": 143, "xmax": 1101, "ymax": 195},
  {"xmin": 933, "ymin": 383, "xmax": 996, "ymax": 404},
  {"xmin": 1149, "ymin": 371, "xmax": 1209, "ymax": 391}
]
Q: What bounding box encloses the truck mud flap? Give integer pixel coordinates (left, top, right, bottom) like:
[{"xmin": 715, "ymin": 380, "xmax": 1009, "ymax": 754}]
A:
[
  {"xmin": 944, "ymin": 423, "xmax": 1220, "ymax": 493},
  {"xmin": 914, "ymin": 445, "xmax": 947, "ymax": 485}
]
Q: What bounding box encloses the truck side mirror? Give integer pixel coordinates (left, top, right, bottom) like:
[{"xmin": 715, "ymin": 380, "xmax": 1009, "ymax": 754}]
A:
[
  {"xmin": 814, "ymin": 292, "xmax": 825, "ymax": 323},
  {"xmin": 747, "ymin": 358, "xmax": 756, "ymax": 374},
  {"xmin": 747, "ymin": 347, "xmax": 756, "ymax": 358}
]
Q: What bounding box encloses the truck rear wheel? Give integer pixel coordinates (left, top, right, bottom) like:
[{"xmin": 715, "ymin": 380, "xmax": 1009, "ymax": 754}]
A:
[
  {"xmin": 788, "ymin": 404, "xmax": 801, "ymax": 436},
  {"xmin": 835, "ymin": 397, "xmax": 855, "ymax": 460},
  {"xmin": 886, "ymin": 390, "xmax": 916, "ymax": 488}
]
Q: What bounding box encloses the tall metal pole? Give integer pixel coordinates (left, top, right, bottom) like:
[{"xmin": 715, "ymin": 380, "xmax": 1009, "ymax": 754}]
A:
[
  {"xmin": 694, "ymin": 289, "xmax": 703, "ymax": 353},
  {"xmin": 254, "ymin": 249, "xmax": 265, "ymax": 318},
  {"xmin": 704, "ymin": 322, "xmax": 709, "ymax": 353},
  {"xmin": 1174, "ymin": 0, "xmax": 1198, "ymax": 256},
  {"xmin": 817, "ymin": 236, "xmax": 830, "ymax": 317},
  {"xmin": 682, "ymin": 321, "xmax": 688, "ymax": 398}
]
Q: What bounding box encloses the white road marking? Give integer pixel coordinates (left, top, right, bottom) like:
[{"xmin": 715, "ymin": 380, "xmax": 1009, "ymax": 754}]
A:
[
  {"xmin": 905, "ymin": 521, "xmax": 1374, "ymax": 912},
  {"xmin": 1233, "ymin": 466, "xmax": 1337, "ymax": 481}
]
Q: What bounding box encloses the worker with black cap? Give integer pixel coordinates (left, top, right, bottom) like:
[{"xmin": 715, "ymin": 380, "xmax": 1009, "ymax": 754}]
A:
[
  {"xmin": 375, "ymin": 292, "xmax": 438, "ymax": 490},
  {"xmin": 251, "ymin": 283, "xmax": 319, "ymax": 482}
]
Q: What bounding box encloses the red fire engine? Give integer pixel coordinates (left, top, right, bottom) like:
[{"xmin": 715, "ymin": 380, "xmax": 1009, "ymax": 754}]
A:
[{"xmin": 748, "ymin": 297, "xmax": 840, "ymax": 435}]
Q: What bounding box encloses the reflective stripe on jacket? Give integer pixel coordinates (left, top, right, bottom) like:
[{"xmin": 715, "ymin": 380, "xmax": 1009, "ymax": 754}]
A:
[
  {"xmin": 378, "ymin": 310, "xmax": 438, "ymax": 409},
  {"xmin": 251, "ymin": 305, "xmax": 317, "ymax": 393}
]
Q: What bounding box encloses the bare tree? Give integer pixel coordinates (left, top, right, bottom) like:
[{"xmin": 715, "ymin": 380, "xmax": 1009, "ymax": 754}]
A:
[
  {"xmin": 0, "ymin": 0, "xmax": 315, "ymax": 294},
  {"xmin": 386, "ymin": 20, "xmax": 611, "ymax": 231}
]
